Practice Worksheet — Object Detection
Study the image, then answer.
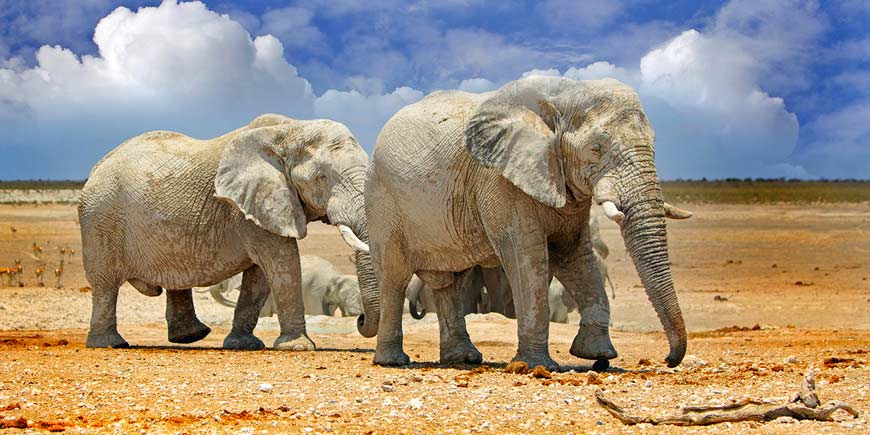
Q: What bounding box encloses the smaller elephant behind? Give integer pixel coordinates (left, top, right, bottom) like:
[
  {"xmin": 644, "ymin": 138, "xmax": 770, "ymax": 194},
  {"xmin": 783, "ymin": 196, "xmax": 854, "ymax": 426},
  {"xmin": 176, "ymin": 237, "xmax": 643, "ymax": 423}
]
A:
[
  {"xmin": 407, "ymin": 219, "xmax": 616, "ymax": 323},
  {"xmin": 207, "ymin": 255, "xmax": 363, "ymax": 318}
]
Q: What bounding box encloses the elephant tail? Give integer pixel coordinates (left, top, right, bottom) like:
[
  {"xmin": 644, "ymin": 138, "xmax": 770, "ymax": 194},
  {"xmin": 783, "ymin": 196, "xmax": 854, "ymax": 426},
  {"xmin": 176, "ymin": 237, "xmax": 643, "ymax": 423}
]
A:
[{"xmin": 409, "ymin": 299, "xmax": 427, "ymax": 319}]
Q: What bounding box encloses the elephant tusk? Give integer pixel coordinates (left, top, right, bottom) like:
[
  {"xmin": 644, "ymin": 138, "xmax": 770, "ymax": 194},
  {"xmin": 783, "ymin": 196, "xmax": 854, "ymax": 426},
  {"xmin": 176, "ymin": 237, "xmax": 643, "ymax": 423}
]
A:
[
  {"xmin": 337, "ymin": 225, "xmax": 370, "ymax": 254},
  {"xmin": 601, "ymin": 201, "xmax": 624, "ymax": 223},
  {"xmin": 663, "ymin": 202, "xmax": 693, "ymax": 219}
]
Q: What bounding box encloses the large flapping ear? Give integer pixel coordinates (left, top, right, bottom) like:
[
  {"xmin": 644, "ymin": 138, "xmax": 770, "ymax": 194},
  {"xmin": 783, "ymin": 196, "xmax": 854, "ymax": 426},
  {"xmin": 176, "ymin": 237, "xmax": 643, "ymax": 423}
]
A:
[
  {"xmin": 215, "ymin": 126, "xmax": 308, "ymax": 239},
  {"xmin": 465, "ymin": 76, "xmax": 575, "ymax": 208}
]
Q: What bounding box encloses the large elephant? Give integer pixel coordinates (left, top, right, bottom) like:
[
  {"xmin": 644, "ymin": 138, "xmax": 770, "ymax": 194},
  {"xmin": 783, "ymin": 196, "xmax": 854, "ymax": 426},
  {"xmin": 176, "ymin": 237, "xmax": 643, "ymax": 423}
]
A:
[
  {"xmin": 207, "ymin": 255, "xmax": 363, "ymax": 318},
  {"xmin": 362, "ymin": 76, "xmax": 692, "ymax": 370},
  {"xmin": 79, "ymin": 114, "xmax": 374, "ymax": 350}
]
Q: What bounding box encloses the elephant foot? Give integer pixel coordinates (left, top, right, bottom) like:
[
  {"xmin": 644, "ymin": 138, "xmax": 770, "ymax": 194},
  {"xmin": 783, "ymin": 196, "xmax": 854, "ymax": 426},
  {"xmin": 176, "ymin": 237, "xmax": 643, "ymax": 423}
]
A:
[
  {"xmin": 511, "ymin": 351, "xmax": 560, "ymax": 372},
  {"xmin": 273, "ymin": 334, "xmax": 316, "ymax": 351},
  {"xmin": 86, "ymin": 331, "xmax": 129, "ymax": 349},
  {"xmin": 374, "ymin": 346, "xmax": 411, "ymax": 366},
  {"xmin": 569, "ymin": 324, "xmax": 618, "ymax": 361},
  {"xmin": 168, "ymin": 319, "xmax": 211, "ymax": 344},
  {"xmin": 223, "ymin": 331, "xmax": 265, "ymax": 350},
  {"xmin": 440, "ymin": 337, "xmax": 483, "ymax": 365}
]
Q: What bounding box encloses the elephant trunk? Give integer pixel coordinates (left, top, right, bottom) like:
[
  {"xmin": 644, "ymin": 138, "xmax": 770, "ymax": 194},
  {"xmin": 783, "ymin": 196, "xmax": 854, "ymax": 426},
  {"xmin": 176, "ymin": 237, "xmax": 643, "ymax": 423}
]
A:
[
  {"xmin": 327, "ymin": 173, "xmax": 379, "ymax": 337},
  {"xmin": 595, "ymin": 169, "xmax": 687, "ymax": 367},
  {"xmin": 617, "ymin": 181, "xmax": 687, "ymax": 368},
  {"xmin": 355, "ymin": 246, "xmax": 379, "ymax": 337},
  {"xmin": 406, "ymin": 276, "xmax": 427, "ymax": 319}
]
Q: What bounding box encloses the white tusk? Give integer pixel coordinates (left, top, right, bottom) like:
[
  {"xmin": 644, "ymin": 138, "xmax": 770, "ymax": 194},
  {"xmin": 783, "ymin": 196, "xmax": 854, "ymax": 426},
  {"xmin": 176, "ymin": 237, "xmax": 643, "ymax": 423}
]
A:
[
  {"xmin": 663, "ymin": 202, "xmax": 693, "ymax": 219},
  {"xmin": 337, "ymin": 225, "xmax": 370, "ymax": 254},
  {"xmin": 601, "ymin": 201, "xmax": 624, "ymax": 223}
]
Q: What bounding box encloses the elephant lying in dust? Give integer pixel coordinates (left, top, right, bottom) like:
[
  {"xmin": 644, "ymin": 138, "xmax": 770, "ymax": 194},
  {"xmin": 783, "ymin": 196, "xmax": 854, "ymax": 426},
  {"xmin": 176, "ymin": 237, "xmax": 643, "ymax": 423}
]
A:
[
  {"xmin": 206, "ymin": 255, "xmax": 363, "ymax": 318},
  {"xmin": 79, "ymin": 114, "xmax": 374, "ymax": 350},
  {"xmin": 407, "ymin": 218, "xmax": 616, "ymax": 323}
]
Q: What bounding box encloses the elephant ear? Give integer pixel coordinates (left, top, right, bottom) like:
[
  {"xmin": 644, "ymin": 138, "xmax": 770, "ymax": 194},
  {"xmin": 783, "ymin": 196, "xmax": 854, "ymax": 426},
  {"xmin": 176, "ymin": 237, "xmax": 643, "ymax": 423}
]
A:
[
  {"xmin": 465, "ymin": 77, "xmax": 572, "ymax": 208},
  {"xmin": 215, "ymin": 126, "xmax": 308, "ymax": 239}
]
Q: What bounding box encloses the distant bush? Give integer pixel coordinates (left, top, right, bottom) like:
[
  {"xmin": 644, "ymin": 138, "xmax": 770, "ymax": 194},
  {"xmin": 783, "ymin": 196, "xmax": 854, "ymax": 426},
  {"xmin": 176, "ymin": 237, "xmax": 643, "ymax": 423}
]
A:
[
  {"xmin": 0, "ymin": 180, "xmax": 86, "ymax": 190},
  {"xmin": 661, "ymin": 180, "xmax": 870, "ymax": 204}
]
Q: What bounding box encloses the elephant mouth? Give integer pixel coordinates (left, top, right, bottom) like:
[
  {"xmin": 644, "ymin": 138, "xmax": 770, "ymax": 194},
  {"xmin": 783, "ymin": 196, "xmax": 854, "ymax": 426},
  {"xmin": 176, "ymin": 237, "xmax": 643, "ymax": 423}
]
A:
[{"xmin": 319, "ymin": 215, "xmax": 332, "ymax": 225}]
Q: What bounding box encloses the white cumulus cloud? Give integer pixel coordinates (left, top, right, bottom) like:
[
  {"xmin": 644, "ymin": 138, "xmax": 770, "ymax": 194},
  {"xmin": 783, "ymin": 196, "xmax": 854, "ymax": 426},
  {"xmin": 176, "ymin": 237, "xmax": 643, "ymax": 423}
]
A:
[
  {"xmin": 0, "ymin": 0, "xmax": 422, "ymax": 178},
  {"xmin": 314, "ymin": 87, "xmax": 424, "ymax": 149}
]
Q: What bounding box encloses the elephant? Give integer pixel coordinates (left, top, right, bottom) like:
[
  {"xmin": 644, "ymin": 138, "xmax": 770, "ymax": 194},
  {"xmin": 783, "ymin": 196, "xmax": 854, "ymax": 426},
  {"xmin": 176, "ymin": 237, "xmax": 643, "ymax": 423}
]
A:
[
  {"xmin": 407, "ymin": 218, "xmax": 615, "ymax": 321},
  {"xmin": 78, "ymin": 114, "xmax": 375, "ymax": 350},
  {"xmin": 361, "ymin": 76, "xmax": 693, "ymax": 371},
  {"xmin": 206, "ymin": 255, "xmax": 363, "ymax": 318}
]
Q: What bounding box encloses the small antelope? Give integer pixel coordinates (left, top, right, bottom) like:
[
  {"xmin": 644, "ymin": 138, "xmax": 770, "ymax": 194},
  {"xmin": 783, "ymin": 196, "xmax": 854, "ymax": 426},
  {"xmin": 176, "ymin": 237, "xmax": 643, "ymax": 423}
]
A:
[
  {"xmin": 0, "ymin": 262, "xmax": 17, "ymax": 286},
  {"xmin": 1, "ymin": 260, "xmax": 23, "ymax": 287},
  {"xmin": 54, "ymin": 259, "xmax": 65, "ymax": 289},
  {"xmin": 32, "ymin": 243, "xmax": 43, "ymax": 260},
  {"xmin": 35, "ymin": 262, "xmax": 45, "ymax": 287}
]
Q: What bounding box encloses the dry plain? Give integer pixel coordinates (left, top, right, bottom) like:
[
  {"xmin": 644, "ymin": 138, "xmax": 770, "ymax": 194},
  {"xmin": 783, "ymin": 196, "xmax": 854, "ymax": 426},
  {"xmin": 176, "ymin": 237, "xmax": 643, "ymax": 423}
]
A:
[{"xmin": 0, "ymin": 198, "xmax": 868, "ymax": 434}]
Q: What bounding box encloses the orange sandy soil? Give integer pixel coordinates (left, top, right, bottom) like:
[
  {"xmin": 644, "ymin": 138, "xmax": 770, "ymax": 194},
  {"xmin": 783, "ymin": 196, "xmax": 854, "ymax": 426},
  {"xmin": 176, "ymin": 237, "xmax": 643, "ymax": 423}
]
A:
[{"xmin": 0, "ymin": 203, "xmax": 868, "ymax": 434}]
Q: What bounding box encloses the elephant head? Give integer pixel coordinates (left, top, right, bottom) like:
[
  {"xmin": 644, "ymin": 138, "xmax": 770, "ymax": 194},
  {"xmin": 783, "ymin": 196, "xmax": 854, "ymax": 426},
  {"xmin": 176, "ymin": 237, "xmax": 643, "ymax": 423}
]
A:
[
  {"xmin": 465, "ymin": 76, "xmax": 692, "ymax": 367},
  {"xmin": 325, "ymin": 275, "xmax": 364, "ymax": 317},
  {"xmin": 213, "ymin": 114, "xmax": 374, "ymax": 322}
]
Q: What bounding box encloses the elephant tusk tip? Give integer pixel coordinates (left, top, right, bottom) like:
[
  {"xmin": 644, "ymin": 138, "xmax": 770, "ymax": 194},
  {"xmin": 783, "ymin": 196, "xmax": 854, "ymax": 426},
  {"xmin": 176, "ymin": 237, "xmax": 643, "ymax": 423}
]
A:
[
  {"xmin": 601, "ymin": 201, "xmax": 624, "ymax": 223},
  {"xmin": 337, "ymin": 225, "xmax": 370, "ymax": 254}
]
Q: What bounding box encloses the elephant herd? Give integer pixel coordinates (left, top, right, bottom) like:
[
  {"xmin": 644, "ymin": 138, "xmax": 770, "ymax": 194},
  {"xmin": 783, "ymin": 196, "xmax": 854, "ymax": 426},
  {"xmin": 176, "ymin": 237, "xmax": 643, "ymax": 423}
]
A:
[{"xmin": 79, "ymin": 76, "xmax": 693, "ymax": 370}]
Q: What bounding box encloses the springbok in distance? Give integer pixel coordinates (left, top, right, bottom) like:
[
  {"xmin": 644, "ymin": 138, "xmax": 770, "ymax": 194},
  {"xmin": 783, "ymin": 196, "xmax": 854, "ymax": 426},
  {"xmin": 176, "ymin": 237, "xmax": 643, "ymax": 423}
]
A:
[
  {"xmin": 54, "ymin": 258, "xmax": 65, "ymax": 289},
  {"xmin": 32, "ymin": 242, "xmax": 43, "ymax": 260},
  {"xmin": 1, "ymin": 260, "xmax": 23, "ymax": 287},
  {"xmin": 35, "ymin": 262, "xmax": 45, "ymax": 287},
  {"xmin": 0, "ymin": 261, "xmax": 18, "ymax": 286}
]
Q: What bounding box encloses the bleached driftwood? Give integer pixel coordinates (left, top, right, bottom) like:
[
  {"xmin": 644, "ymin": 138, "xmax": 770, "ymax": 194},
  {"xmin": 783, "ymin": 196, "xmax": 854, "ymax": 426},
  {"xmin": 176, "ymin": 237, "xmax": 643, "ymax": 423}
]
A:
[{"xmin": 595, "ymin": 368, "xmax": 858, "ymax": 426}]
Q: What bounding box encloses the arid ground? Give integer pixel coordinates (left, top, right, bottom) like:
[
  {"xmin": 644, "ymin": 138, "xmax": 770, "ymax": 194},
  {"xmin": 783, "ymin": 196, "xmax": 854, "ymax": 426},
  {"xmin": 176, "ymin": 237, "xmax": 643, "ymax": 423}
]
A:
[{"xmin": 0, "ymin": 197, "xmax": 868, "ymax": 434}]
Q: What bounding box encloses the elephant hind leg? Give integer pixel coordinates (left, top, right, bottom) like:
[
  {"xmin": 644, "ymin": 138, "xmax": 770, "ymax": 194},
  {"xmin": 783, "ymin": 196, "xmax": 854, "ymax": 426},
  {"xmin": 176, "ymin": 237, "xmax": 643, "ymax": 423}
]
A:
[
  {"xmin": 86, "ymin": 278, "xmax": 129, "ymax": 348},
  {"xmin": 372, "ymin": 240, "xmax": 414, "ymax": 366},
  {"xmin": 431, "ymin": 274, "xmax": 482, "ymax": 365},
  {"xmin": 223, "ymin": 265, "xmax": 269, "ymax": 350},
  {"xmin": 165, "ymin": 289, "xmax": 211, "ymax": 344}
]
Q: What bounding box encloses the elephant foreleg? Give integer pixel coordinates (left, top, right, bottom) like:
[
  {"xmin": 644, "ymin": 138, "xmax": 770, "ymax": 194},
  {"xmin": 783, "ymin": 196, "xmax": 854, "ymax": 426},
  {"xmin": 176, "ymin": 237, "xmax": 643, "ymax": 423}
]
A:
[
  {"xmin": 223, "ymin": 266, "xmax": 270, "ymax": 350},
  {"xmin": 488, "ymin": 224, "xmax": 558, "ymax": 371},
  {"xmin": 165, "ymin": 289, "xmax": 211, "ymax": 344},
  {"xmin": 551, "ymin": 241, "xmax": 617, "ymax": 365},
  {"xmin": 432, "ymin": 273, "xmax": 483, "ymax": 365}
]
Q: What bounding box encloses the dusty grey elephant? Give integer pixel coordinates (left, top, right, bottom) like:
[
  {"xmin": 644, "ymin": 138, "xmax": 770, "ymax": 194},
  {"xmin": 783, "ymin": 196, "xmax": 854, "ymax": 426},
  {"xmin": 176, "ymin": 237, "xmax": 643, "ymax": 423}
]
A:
[
  {"xmin": 79, "ymin": 114, "xmax": 374, "ymax": 350},
  {"xmin": 407, "ymin": 218, "xmax": 614, "ymax": 321},
  {"xmin": 362, "ymin": 76, "xmax": 693, "ymax": 370},
  {"xmin": 207, "ymin": 255, "xmax": 363, "ymax": 318},
  {"xmin": 406, "ymin": 266, "xmax": 508, "ymax": 320}
]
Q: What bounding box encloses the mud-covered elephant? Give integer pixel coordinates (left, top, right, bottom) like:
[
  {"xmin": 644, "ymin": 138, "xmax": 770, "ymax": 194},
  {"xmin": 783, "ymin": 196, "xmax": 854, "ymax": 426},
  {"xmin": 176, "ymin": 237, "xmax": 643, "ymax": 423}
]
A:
[
  {"xmin": 362, "ymin": 76, "xmax": 693, "ymax": 370},
  {"xmin": 407, "ymin": 218, "xmax": 615, "ymax": 322},
  {"xmin": 207, "ymin": 255, "xmax": 363, "ymax": 318},
  {"xmin": 406, "ymin": 266, "xmax": 511, "ymax": 320},
  {"xmin": 79, "ymin": 114, "xmax": 374, "ymax": 350}
]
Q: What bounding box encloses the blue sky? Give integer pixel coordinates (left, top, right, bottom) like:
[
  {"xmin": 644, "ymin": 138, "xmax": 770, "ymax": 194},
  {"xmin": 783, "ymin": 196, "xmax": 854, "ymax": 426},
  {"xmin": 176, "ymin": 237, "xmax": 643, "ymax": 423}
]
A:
[{"xmin": 0, "ymin": 0, "xmax": 867, "ymax": 179}]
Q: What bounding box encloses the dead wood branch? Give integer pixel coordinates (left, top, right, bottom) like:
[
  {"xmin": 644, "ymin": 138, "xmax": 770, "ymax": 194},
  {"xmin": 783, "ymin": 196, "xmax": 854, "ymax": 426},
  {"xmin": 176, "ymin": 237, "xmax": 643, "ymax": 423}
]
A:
[{"xmin": 595, "ymin": 368, "xmax": 859, "ymax": 426}]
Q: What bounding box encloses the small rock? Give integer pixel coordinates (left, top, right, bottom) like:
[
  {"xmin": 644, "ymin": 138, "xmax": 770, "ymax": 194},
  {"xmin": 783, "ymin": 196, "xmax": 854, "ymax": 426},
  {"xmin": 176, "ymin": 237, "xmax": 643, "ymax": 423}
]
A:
[
  {"xmin": 644, "ymin": 380, "xmax": 652, "ymax": 389},
  {"xmin": 585, "ymin": 371, "xmax": 602, "ymax": 385},
  {"xmin": 239, "ymin": 427, "xmax": 254, "ymax": 435},
  {"xmin": 257, "ymin": 383, "xmax": 273, "ymax": 393},
  {"xmin": 774, "ymin": 416, "xmax": 797, "ymax": 424},
  {"xmin": 381, "ymin": 384, "xmax": 396, "ymax": 393},
  {"xmin": 783, "ymin": 355, "xmax": 798, "ymax": 364},
  {"xmin": 407, "ymin": 398, "xmax": 423, "ymax": 409}
]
